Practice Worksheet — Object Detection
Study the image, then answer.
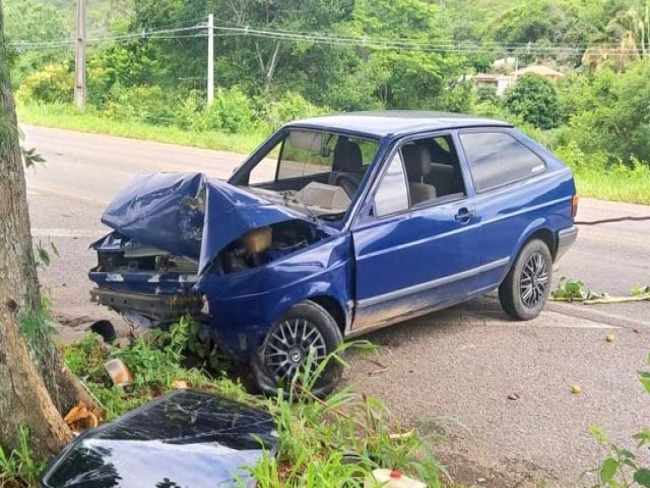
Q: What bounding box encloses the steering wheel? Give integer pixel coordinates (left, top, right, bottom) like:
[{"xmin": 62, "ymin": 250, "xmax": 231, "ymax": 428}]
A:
[{"xmin": 335, "ymin": 173, "xmax": 359, "ymax": 199}]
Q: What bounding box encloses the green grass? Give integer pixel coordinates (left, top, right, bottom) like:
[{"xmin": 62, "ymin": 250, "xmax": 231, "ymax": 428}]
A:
[
  {"xmin": 0, "ymin": 427, "xmax": 46, "ymax": 488},
  {"xmin": 574, "ymin": 170, "xmax": 650, "ymax": 206},
  {"xmin": 58, "ymin": 321, "xmax": 445, "ymax": 487},
  {"xmin": 18, "ymin": 103, "xmax": 648, "ymax": 205},
  {"xmin": 17, "ymin": 103, "xmax": 267, "ymax": 154}
]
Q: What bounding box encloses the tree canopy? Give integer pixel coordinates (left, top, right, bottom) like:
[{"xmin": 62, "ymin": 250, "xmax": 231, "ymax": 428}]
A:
[{"xmin": 5, "ymin": 0, "xmax": 650, "ymax": 166}]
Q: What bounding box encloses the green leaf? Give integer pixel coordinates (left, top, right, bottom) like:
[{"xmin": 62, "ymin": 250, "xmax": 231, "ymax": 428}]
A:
[
  {"xmin": 50, "ymin": 242, "xmax": 60, "ymax": 257},
  {"xmin": 640, "ymin": 372, "xmax": 650, "ymax": 395},
  {"xmin": 600, "ymin": 458, "xmax": 619, "ymax": 483},
  {"xmin": 633, "ymin": 430, "xmax": 650, "ymax": 448},
  {"xmin": 618, "ymin": 449, "xmax": 635, "ymax": 460},
  {"xmin": 36, "ymin": 243, "xmax": 51, "ymax": 267},
  {"xmin": 634, "ymin": 469, "xmax": 650, "ymax": 488},
  {"xmin": 589, "ymin": 425, "xmax": 610, "ymax": 445}
]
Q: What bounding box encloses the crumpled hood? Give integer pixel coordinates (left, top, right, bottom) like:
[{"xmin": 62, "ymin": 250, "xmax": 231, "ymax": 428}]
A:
[{"xmin": 101, "ymin": 172, "xmax": 312, "ymax": 277}]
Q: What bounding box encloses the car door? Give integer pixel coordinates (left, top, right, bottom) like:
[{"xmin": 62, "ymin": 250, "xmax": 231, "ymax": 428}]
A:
[
  {"xmin": 350, "ymin": 135, "xmax": 482, "ymax": 331},
  {"xmin": 456, "ymin": 129, "xmax": 552, "ymax": 291}
]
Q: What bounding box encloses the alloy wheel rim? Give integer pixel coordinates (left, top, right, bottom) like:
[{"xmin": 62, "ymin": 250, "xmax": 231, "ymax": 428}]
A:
[
  {"xmin": 519, "ymin": 251, "xmax": 549, "ymax": 308},
  {"xmin": 264, "ymin": 319, "xmax": 327, "ymax": 383}
]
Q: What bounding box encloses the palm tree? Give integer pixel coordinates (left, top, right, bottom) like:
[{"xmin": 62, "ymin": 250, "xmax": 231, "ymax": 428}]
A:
[{"xmin": 582, "ymin": 0, "xmax": 649, "ymax": 71}]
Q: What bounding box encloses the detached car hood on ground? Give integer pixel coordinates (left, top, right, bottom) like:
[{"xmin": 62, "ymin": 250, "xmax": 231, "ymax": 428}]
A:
[
  {"xmin": 99, "ymin": 172, "xmax": 313, "ymax": 279},
  {"xmin": 40, "ymin": 390, "xmax": 278, "ymax": 488}
]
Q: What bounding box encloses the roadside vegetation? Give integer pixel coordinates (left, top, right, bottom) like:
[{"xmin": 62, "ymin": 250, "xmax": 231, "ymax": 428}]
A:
[
  {"xmin": 589, "ymin": 352, "xmax": 650, "ymax": 487},
  {"xmin": 6, "ymin": 0, "xmax": 650, "ymax": 205},
  {"xmin": 1, "ymin": 318, "xmax": 445, "ymax": 487},
  {"xmin": 552, "ymin": 278, "xmax": 650, "ymax": 304},
  {"xmin": 550, "ymin": 279, "xmax": 650, "ymax": 486}
]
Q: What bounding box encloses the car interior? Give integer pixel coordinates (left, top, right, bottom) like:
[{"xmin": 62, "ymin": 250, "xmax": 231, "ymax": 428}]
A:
[
  {"xmin": 243, "ymin": 131, "xmax": 466, "ymax": 219},
  {"xmin": 400, "ymin": 136, "xmax": 466, "ymax": 207},
  {"xmin": 244, "ymin": 132, "xmax": 375, "ymax": 218}
]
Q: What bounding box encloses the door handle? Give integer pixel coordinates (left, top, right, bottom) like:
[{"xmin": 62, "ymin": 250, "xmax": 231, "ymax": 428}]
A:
[{"xmin": 455, "ymin": 208, "xmax": 476, "ymax": 223}]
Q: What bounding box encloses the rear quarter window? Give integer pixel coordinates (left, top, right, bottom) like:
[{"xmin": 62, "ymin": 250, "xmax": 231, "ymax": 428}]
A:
[{"xmin": 459, "ymin": 131, "xmax": 547, "ymax": 192}]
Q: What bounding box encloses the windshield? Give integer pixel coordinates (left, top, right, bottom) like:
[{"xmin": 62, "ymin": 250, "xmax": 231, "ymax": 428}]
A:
[{"xmin": 241, "ymin": 129, "xmax": 380, "ymax": 220}]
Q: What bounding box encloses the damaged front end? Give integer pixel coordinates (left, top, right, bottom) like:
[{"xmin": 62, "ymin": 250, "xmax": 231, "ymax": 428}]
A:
[
  {"xmin": 89, "ymin": 172, "xmax": 332, "ymax": 334},
  {"xmin": 89, "ymin": 232, "xmax": 203, "ymax": 327}
]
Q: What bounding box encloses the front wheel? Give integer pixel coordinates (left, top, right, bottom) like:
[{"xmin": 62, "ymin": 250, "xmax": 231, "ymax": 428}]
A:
[
  {"xmin": 499, "ymin": 239, "xmax": 553, "ymax": 320},
  {"xmin": 251, "ymin": 301, "xmax": 343, "ymax": 397}
]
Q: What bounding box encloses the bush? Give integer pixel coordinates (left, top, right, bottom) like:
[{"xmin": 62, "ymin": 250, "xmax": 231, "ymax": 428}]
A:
[
  {"xmin": 503, "ymin": 73, "xmax": 560, "ymax": 129},
  {"xmin": 262, "ymin": 92, "xmax": 329, "ymax": 129},
  {"xmin": 553, "ymin": 142, "xmax": 609, "ymax": 174},
  {"xmin": 87, "ymin": 44, "xmax": 162, "ymax": 108},
  {"xmin": 16, "ymin": 62, "xmax": 73, "ymax": 104},
  {"xmin": 173, "ymin": 89, "xmax": 203, "ymax": 130},
  {"xmin": 476, "ymin": 84, "xmax": 499, "ymax": 104},
  {"xmin": 103, "ymin": 84, "xmax": 174, "ymax": 125},
  {"xmin": 194, "ymin": 86, "xmax": 254, "ymax": 133}
]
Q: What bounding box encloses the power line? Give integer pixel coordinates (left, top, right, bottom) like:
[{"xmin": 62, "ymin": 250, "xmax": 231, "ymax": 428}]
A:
[{"xmin": 8, "ymin": 22, "xmax": 646, "ymax": 57}]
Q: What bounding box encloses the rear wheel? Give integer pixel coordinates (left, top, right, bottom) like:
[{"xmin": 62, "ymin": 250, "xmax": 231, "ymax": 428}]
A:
[
  {"xmin": 499, "ymin": 239, "xmax": 553, "ymax": 320},
  {"xmin": 252, "ymin": 301, "xmax": 343, "ymax": 397}
]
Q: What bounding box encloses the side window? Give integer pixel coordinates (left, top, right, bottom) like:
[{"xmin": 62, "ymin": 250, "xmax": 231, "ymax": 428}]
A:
[
  {"xmin": 401, "ymin": 135, "xmax": 466, "ymax": 205},
  {"xmin": 459, "ymin": 132, "xmax": 547, "ymax": 193},
  {"xmin": 374, "ymin": 153, "xmax": 409, "ymax": 217}
]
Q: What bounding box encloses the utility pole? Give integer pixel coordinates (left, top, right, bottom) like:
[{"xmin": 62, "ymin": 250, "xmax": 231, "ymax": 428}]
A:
[
  {"xmin": 207, "ymin": 14, "xmax": 214, "ymax": 105},
  {"xmin": 74, "ymin": 0, "xmax": 86, "ymax": 108}
]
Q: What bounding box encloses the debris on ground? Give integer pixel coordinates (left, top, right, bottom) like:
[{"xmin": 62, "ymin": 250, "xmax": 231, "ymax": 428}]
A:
[
  {"xmin": 606, "ymin": 333, "xmax": 615, "ymax": 343},
  {"xmin": 507, "ymin": 393, "xmax": 521, "ymax": 401},
  {"xmin": 571, "ymin": 385, "xmax": 582, "ymax": 395},
  {"xmin": 365, "ymin": 468, "xmax": 426, "ymax": 488},
  {"xmin": 63, "ymin": 403, "xmax": 102, "ymax": 431},
  {"xmin": 551, "ymin": 278, "xmax": 650, "ymax": 305},
  {"xmin": 104, "ymin": 358, "xmax": 133, "ymax": 386},
  {"xmin": 381, "ymin": 337, "xmax": 401, "ymax": 348}
]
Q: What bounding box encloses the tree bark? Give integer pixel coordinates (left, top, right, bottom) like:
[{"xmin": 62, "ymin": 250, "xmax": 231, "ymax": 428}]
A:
[{"xmin": 0, "ymin": 0, "xmax": 92, "ymax": 457}]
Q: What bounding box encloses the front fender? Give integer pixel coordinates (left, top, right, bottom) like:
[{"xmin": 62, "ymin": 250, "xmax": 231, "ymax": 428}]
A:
[{"xmin": 198, "ymin": 235, "xmax": 353, "ymax": 361}]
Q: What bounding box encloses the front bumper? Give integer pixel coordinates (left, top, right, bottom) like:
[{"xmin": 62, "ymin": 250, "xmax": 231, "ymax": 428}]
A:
[
  {"xmin": 90, "ymin": 288, "xmax": 202, "ymax": 324},
  {"xmin": 555, "ymin": 225, "xmax": 578, "ymax": 262}
]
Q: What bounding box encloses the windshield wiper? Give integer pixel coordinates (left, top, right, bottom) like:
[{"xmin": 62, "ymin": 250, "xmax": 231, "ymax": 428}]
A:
[
  {"xmin": 283, "ymin": 192, "xmax": 318, "ymax": 223},
  {"xmin": 318, "ymin": 211, "xmax": 346, "ymax": 221}
]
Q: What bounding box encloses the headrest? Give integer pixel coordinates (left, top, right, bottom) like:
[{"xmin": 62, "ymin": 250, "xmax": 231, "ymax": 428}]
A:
[
  {"xmin": 333, "ymin": 139, "xmax": 363, "ymax": 172},
  {"xmin": 402, "ymin": 145, "xmax": 431, "ymax": 182},
  {"xmin": 428, "ymin": 139, "xmax": 453, "ymax": 164}
]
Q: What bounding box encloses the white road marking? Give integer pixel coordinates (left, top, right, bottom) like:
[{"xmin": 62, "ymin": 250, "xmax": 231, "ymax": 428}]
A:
[{"xmin": 31, "ymin": 228, "xmax": 106, "ymax": 238}]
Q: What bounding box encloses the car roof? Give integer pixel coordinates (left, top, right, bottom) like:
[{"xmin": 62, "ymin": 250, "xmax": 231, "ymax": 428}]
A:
[{"xmin": 284, "ymin": 110, "xmax": 512, "ymax": 139}]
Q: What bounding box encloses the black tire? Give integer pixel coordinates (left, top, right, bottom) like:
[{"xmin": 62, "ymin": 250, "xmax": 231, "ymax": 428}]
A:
[
  {"xmin": 499, "ymin": 239, "xmax": 553, "ymax": 320},
  {"xmin": 251, "ymin": 300, "xmax": 343, "ymax": 397}
]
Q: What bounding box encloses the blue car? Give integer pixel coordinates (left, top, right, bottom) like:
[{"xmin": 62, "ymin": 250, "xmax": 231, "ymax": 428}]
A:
[{"xmin": 89, "ymin": 111, "xmax": 578, "ymax": 394}]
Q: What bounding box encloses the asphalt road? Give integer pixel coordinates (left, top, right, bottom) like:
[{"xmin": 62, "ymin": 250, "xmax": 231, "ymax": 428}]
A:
[{"xmin": 24, "ymin": 125, "xmax": 650, "ymax": 487}]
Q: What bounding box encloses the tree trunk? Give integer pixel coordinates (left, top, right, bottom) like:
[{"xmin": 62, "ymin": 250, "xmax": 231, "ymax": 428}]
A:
[{"xmin": 0, "ymin": 1, "xmax": 93, "ymax": 457}]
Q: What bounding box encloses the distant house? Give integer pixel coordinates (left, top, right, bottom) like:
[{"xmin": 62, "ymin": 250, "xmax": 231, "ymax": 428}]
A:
[
  {"xmin": 472, "ymin": 73, "xmax": 515, "ymax": 96},
  {"xmin": 468, "ymin": 65, "xmax": 565, "ymax": 97},
  {"xmin": 513, "ymin": 65, "xmax": 564, "ymax": 80}
]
